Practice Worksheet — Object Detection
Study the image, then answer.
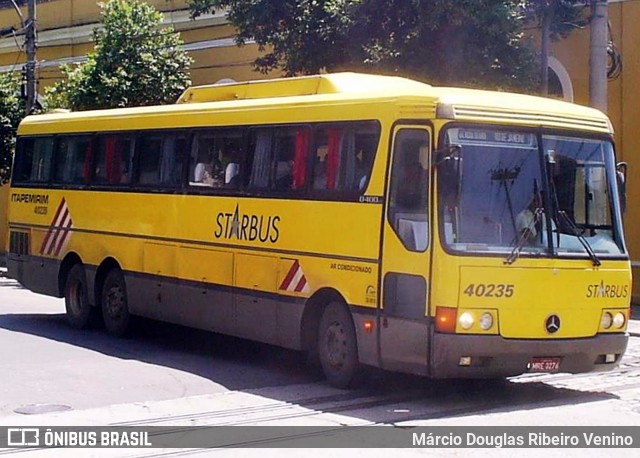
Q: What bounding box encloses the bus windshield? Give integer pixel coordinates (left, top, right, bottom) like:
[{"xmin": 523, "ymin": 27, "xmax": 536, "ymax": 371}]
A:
[{"xmin": 439, "ymin": 126, "xmax": 625, "ymax": 259}]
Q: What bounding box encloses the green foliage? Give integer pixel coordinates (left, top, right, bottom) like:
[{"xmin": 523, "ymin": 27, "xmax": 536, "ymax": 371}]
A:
[
  {"xmin": 0, "ymin": 73, "xmax": 25, "ymax": 185},
  {"xmin": 521, "ymin": 0, "xmax": 586, "ymax": 41},
  {"xmin": 186, "ymin": 0, "xmax": 539, "ymax": 90},
  {"xmin": 46, "ymin": 0, "xmax": 192, "ymax": 111}
]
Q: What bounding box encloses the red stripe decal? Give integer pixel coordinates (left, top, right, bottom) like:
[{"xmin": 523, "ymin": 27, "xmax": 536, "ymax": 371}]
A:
[
  {"xmin": 40, "ymin": 198, "xmax": 66, "ymax": 254},
  {"xmin": 279, "ymin": 260, "xmax": 300, "ymax": 290}
]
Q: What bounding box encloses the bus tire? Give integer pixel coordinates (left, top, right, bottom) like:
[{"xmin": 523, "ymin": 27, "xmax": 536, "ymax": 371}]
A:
[
  {"xmin": 318, "ymin": 302, "xmax": 361, "ymax": 389},
  {"xmin": 101, "ymin": 268, "xmax": 131, "ymax": 337},
  {"xmin": 64, "ymin": 264, "xmax": 92, "ymax": 329}
]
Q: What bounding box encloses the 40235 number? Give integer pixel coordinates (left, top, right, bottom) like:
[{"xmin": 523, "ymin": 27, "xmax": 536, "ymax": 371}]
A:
[{"xmin": 463, "ymin": 283, "xmax": 514, "ymax": 298}]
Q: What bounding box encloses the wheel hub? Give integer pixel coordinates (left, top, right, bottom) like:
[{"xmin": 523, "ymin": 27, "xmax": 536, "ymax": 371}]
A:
[
  {"xmin": 325, "ymin": 321, "xmax": 347, "ymax": 368},
  {"xmin": 68, "ymin": 282, "xmax": 83, "ymax": 315},
  {"xmin": 106, "ymin": 286, "xmax": 124, "ymax": 320}
]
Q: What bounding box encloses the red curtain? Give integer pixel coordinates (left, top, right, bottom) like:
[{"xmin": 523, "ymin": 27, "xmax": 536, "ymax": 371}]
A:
[
  {"xmin": 105, "ymin": 137, "xmax": 116, "ymax": 183},
  {"xmin": 293, "ymin": 128, "xmax": 310, "ymax": 189},
  {"xmin": 326, "ymin": 129, "xmax": 341, "ymax": 190},
  {"xmin": 82, "ymin": 142, "xmax": 93, "ymax": 184}
]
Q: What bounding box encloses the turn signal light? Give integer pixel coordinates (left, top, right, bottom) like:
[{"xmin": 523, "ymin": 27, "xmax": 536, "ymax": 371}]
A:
[
  {"xmin": 363, "ymin": 320, "xmax": 374, "ymax": 333},
  {"xmin": 435, "ymin": 307, "xmax": 457, "ymax": 333}
]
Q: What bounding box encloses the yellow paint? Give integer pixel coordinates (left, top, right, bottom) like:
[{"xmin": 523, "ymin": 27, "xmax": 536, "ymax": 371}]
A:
[
  {"xmin": 235, "ymin": 254, "xmax": 277, "ymax": 292},
  {"xmin": 178, "ymin": 246, "xmax": 234, "ymax": 285},
  {"xmin": 6, "ymin": 73, "xmax": 630, "ymax": 345}
]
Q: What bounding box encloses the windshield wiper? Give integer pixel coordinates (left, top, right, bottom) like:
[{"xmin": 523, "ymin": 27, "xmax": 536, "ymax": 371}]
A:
[
  {"xmin": 504, "ymin": 207, "xmax": 543, "ymax": 265},
  {"xmin": 556, "ymin": 211, "xmax": 601, "ymax": 266}
]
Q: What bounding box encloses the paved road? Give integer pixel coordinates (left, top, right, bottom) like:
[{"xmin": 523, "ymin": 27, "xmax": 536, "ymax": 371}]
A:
[
  {"xmin": 1, "ymin": 271, "xmax": 639, "ymax": 457},
  {"xmin": 0, "ymin": 273, "xmax": 318, "ymax": 417}
]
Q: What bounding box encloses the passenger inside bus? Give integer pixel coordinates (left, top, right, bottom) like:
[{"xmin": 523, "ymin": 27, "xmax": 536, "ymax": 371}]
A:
[
  {"xmin": 225, "ymin": 162, "xmax": 241, "ymax": 188},
  {"xmin": 193, "ymin": 161, "xmax": 214, "ymax": 185},
  {"xmin": 515, "ymin": 193, "xmax": 542, "ymax": 242}
]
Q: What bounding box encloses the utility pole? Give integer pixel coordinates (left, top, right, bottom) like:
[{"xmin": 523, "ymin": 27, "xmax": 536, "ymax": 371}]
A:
[
  {"xmin": 589, "ymin": 0, "xmax": 608, "ymax": 112},
  {"xmin": 24, "ymin": 0, "xmax": 37, "ymax": 114}
]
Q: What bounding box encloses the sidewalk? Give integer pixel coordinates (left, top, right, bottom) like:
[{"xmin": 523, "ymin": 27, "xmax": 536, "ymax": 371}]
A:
[{"xmin": 629, "ymin": 304, "xmax": 640, "ymax": 336}]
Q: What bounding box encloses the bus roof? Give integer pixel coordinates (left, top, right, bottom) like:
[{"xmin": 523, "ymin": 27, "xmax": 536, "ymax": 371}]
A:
[{"xmin": 19, "ymin": 73, "xmax": 612, "ymax": 135}]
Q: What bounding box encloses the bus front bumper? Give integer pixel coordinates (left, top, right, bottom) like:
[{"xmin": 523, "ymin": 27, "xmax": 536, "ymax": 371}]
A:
[{"xmin": 430, "ymin": 332, "xmax": 628, "ymax": 379}]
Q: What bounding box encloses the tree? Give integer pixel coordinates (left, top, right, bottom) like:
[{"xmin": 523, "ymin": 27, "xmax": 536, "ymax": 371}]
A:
[
  {"xmin": 0, "ymin": 73, "xmax": 25, "ymax": 185},
  {"xmin": 186, "ymin": 0, "xmax": 539, "ymax": 90},
  {"xmin": 46, "ymin": 0, "xmax": 192, "ymax": 111},
  {"xmin": 521, "ymin": 0, "xmax": 586, "ymax": 94}
]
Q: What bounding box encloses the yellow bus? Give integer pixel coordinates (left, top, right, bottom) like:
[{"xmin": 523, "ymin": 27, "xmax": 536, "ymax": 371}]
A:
[{"xmin": 5, "ymin": 73, "xmax": 631, "ymax": 387}]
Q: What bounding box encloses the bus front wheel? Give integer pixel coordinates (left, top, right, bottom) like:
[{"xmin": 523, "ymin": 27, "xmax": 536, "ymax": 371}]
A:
[
  {"xmin": 64, "ymin": 264, "xmax": 93, "ymax": 329},
  {"xmin": 101, "ymin": 269, "xmax": 131, "ymax": 337},
  {"xmin": 318, "ymin": 302, "xmax": 361, "ymax": 389}
]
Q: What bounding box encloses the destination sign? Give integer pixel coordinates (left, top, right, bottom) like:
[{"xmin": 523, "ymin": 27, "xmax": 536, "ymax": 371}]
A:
[{"xmin": 451, "ymin": 129, "xmax": 536, "ymax": 148}]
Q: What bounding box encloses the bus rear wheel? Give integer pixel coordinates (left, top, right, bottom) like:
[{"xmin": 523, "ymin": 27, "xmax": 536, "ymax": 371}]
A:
[
  {"xmin": 318, "ymin": 302, "xmax": 361, "ymax": 389},
  {"xmin": 64, "ymin": 264, "xmax": 93, "ymax": 329},
  {"xmin": 101, "ymin": 269, "xmax": 131, "ymax": 337}
]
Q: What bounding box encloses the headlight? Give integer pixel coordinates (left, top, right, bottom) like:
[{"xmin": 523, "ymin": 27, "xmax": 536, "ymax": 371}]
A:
[
  {"xmin": 458, "ymin": 312, "xmax": 474, "ymax": 330},
  {"xmin": 601, "ymin": 312, "xmax": 613, "ymax": 329},
  {"xmin": 613, "ymin": 312, "xmax": 626, "ymax": 329},
  {"xmin": 479, "ymin": 312, "xmax": 494, "ymax": 330}
]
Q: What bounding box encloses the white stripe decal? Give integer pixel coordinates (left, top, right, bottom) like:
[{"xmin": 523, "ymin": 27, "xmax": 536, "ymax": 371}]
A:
[{"xmin": 41, "ymin": 199, "xmax": 74, "ymax": 257}]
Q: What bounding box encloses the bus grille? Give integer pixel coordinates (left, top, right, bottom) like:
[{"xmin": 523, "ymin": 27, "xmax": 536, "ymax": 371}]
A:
[{"xmin": 9, "ymin": 231, "xmax": 30, "ymax": 256}]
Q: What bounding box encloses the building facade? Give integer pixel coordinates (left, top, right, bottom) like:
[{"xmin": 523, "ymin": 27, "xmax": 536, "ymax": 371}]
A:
[{"xmin": 0, "ymin": 0, "xmax": 261, "ymax": 85}]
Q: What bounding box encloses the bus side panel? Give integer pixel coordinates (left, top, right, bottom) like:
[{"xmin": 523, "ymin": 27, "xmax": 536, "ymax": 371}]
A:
[
  {"xmin": 125, "ymin": 272, "xmax": 235, "ymax": 335},
  {"xmin": 7, "ymin": 255, "xmax": 60, "ymax": 298}
]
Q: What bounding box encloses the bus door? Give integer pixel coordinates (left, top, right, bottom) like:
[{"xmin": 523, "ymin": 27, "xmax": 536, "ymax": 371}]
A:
[{"xmin": 379, "ymin": 126, "xmax": 432, "ymax": 375}]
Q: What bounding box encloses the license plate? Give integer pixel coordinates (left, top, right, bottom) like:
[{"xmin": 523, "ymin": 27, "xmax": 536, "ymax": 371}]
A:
[{"xmin": 528, "ymin": 357, "xmax": 561, "ymax": 372}]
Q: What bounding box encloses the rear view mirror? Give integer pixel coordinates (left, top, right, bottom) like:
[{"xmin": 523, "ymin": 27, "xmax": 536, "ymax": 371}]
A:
[
  {"xmin": 435, "ymin": 145, "xmax": 462, "ymax": 205},
  {"xmin": 616, "ymin": 162, "xmax": 627, "ymax": 215}
]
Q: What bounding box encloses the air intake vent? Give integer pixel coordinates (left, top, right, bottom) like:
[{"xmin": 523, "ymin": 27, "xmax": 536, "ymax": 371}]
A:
[
  {"xmin": 9, "ymin": 231, "xmax": 30, "ymax": 256},
  {"xmin": 452, "ymin": 106, "xmax": 611, "ymax": 133}
]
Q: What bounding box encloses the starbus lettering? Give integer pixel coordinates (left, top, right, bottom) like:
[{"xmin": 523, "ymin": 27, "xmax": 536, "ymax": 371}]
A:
[
  {"xmin": 586, "ymin": 281, "xmax": 629, "ymax": 299},
  {"xmin": 214, "ymin": 204, "xmax": 280, "ymax": 243},
  {"xmin": 11, "ymin": 193, "xmax": 49, "ymax": 204}
]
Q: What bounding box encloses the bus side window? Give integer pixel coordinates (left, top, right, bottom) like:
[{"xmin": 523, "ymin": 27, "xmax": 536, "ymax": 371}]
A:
[
  {"xmin": 388, "ymin": 129, "xmax": 430, "ymax": 251},
  {"xmin": 273, "ymin": 128, "xmax": 308, "ymax": 190},
  {"xmin": 160, "ymin": 134, "xmax": 187, "ymax": 186},
  {"xmin": 94, "ymin": 135, "xmax": 135, "ymax": 185},
  {"xmin": 54, "ymin": 135, "xmax": 93, "ymax": 185},
  {"xmin": 189, "ymin": 129, "xmax": 245, "ymax": 189},
  {"xmin": 136, "ymin": 133, "xmax": 185, "ymax": 187},
  {"xmin": 13, "ymin": 137, "xmax": 55, "ymax": 183},
  {"xmin": 248, "ymin": 126, "xmax": 306, "ymax": 191},
  {"xmin": 312, "ymin": 122, "xmax": 378, "ymax": 193}
]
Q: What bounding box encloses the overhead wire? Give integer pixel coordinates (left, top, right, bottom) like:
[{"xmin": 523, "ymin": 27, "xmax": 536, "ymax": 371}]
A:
[{"xmin": 607, "ymin": 21, "xmax": 622, "ymax": 80}]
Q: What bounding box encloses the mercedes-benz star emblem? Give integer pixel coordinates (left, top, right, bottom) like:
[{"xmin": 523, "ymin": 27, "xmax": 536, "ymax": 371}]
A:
[{"xmin": 545, "ymin": 314, "xmax": 561, "ymax": 334}]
